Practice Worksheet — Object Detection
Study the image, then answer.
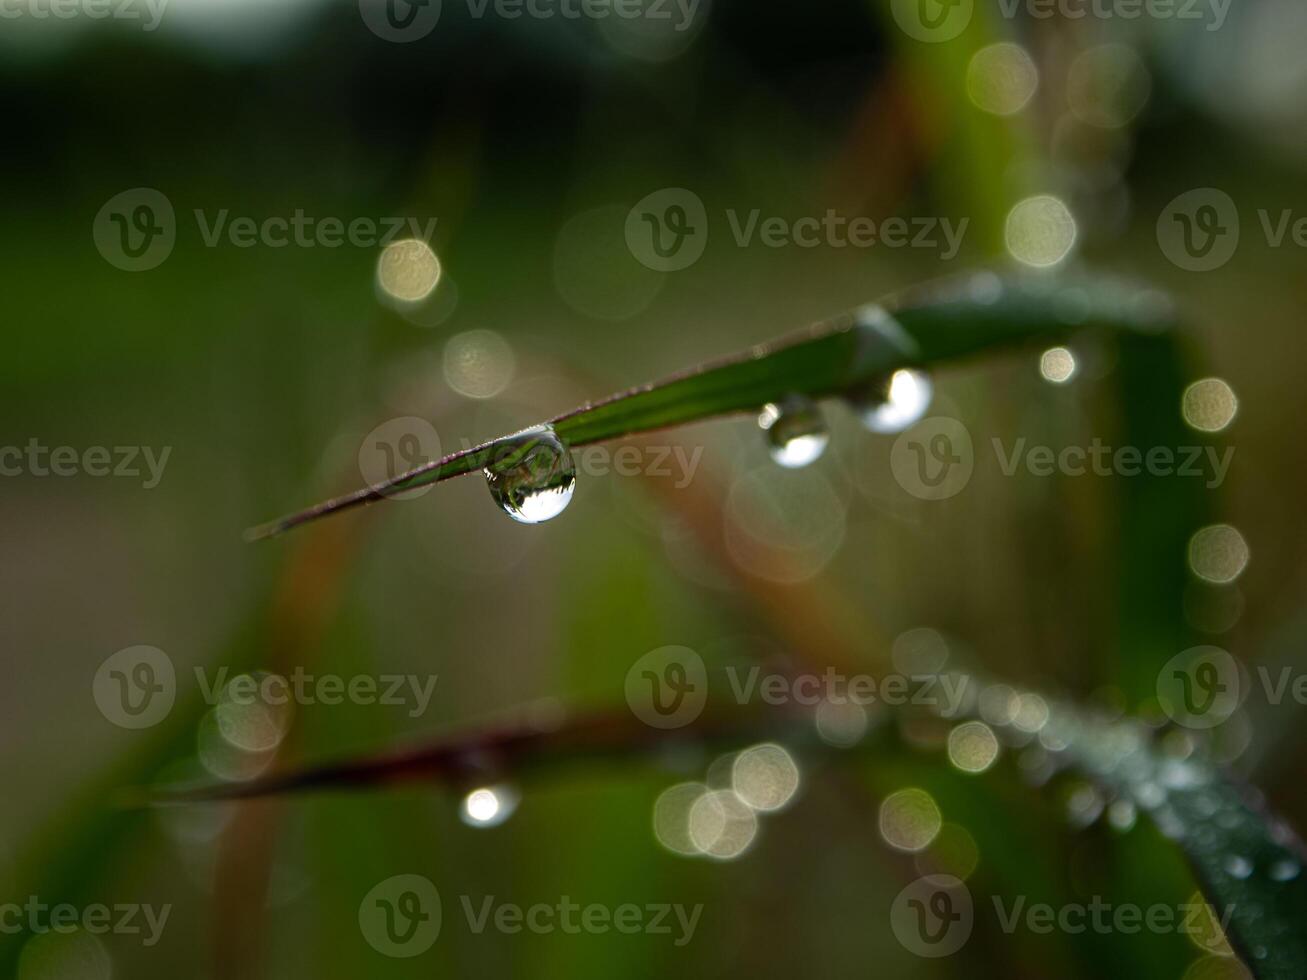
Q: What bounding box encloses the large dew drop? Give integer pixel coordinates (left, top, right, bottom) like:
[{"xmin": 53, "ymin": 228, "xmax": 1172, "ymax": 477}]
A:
[
  {"xmin": 758, "ymin": 395, "xmax": 829, "ymax": 468},
  {"xmin": 849, "ymin": 368, "xmax": 933, "ymax": 434},
  {"xmin": 484, "ymin": 425, "xmax": 576, "ymax": 524}
]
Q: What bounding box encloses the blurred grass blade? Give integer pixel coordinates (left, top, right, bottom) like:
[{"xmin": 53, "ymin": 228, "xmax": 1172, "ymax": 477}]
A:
[
  {"xmin": 149, "ymin": 707, "xmax": 809, "ymax": 804},
  {"xmin": 1054, "ymin": 707, "xmax": 1307, "ymax": 978},
  {"xmin": 247, "ymin": 271, "xmax": 1174, "ymax": 540}
]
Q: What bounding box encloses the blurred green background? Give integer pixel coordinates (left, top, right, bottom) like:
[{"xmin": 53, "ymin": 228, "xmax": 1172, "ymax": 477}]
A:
[{"xmin": 3, "ymin": 0, "xmax": 1307, "ymax": 976}]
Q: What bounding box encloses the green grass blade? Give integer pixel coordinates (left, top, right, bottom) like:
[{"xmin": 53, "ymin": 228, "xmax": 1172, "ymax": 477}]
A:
[{"xmin": 247, "ymin": 271, "xmax": 1174, "ymax": 540}]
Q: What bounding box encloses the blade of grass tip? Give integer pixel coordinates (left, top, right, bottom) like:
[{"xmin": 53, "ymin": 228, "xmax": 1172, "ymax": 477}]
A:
[{"xmin": 247, "ymin": 271, "xmax": 1177, "ymax": 540}]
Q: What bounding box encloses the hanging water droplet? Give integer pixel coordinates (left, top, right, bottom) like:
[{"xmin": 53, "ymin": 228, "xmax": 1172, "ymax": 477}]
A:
[
  {"xmin": 758, "ymin": 396, "xmax": 829, "ymax": 468},
  {"xmin": 1270, "ymin": 859, "xmax": 1301, "ymax": 882},
  {"xmin": 848, "ymin": 368, "xmax": 934, "ymax": 434},
  {"xmin": 484, "ymin": 425, "xmax": 576, "ymax": 524},
  {"xmin": 460, "ymin": 785, "xmax": 519, "ymax": 827},
  {"xmin": 1224, "ymin": 855, "xmax": 1253, "ymax": 879}
]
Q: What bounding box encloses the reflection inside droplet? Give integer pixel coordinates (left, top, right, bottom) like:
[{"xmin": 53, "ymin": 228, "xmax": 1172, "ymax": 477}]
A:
[
  {"xmin": 484, "ymin": 425, "xmax": 576, "ymax": 524},
  {"xmin": 849, "ymin": 369, "xmax": 934, "ymax": 434},
  {"xmin": 758, "ymin": 396, "xmax": 829, "ymax": 469}
]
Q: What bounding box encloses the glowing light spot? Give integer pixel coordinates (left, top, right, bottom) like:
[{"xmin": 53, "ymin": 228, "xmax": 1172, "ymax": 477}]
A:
[
  {"xmin": 1068, "ymin": 43, "xmax": 1151, "ymax": 129},
  {"xmin": 1182, "ymin": 378, "xmax": 1238, "ymax": 432},
  {"xmin": 948, "ymin": 721, "xmax": 1000, "ymax": 774},
  {"xmin": 1012, "ymin": 693, "xmax": 1050, "ymax": 733},
  {"xmin": 815, "ymin": 699, "xmax": 869, "ymax": 747},
  {"xmin": 979, "ymin": 684, "xmax": 1019, "ymax": 726},
  {"xmin": 461, "ymin": 786, "xmax": 517, "ymax": 827},
  {"xmin": 1005, "ymin": 195, "xmax": 1077, "ymax": 268},
  {"xmin": 879, "ymin": 788, "xmax": 942, "ymax": 853},
  {"xmin": 215, "ymin": 673, "xmax": 291, "ymax": 753},
  {"xmin": 688, "ymin": 789, "xmax": 758, "ymax": 859},
  {"xmin": 653, "ymin": 782, "xmax": 707, "ymax": 856},
  {"xmin": 377, "ymin": 238, "xmax": 441, "ymax": 303},
  {"xmin": 966, "ymin": 42, "xmax": 1039, "ymax": 116},
  {"xmin": 443, "ymin": 329, "xmax": 516, "ymax": 400},
  {"xmin": 1188, "ymin": 525, "xmax": 1250, "ymax": 584},
  {"xmin": 732, "ymin": 743, "xmax": 800, "ymax": 812},
  {"xmin": 914, "ymin": 822, "xmax": 980, "ymax": 880},
  {"xmin": 891, "ymin": 627, "xmax": 950, "ymax": 676},
  {"xmin": 1039, "ymin": 346, "xmax": 1077, "ymax": 384},
  {"xmin": 197, "ymin": 709, "xmax": 275, "ymax": 782}
]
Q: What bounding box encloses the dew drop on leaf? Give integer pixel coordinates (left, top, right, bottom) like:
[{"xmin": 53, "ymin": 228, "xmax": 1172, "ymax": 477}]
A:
[
  {"xmin": 757, "ymin": 395, "xmax": 829, "ymax": 469},
  {"xmin": 1270, "ymin": 859, "xmax": 1301, "ymax": 883},
  {"xmin": 1224, "ymin": 855, "xmax": 1253, "ymax": 880},
  {"xmin": 848, "ymin": 368, "xmax": 934, "ymax": 434},
  {"xmin": 484, "ymin": 425, "xmax": 576, "ymax": 524}
]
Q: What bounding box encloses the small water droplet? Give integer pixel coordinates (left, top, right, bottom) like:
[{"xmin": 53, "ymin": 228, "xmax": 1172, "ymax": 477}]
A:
[
  {"xmin": 1224, "ymin": 855, "xmax": 1253, "ymax": 879},
  {"xmin": 1270, "ymin": 859, "xmax": 1300, "ymax": 882},
  {"xmin": 848, "ymin": 368, "xmax": 934, "ymax": 434},
  {"xmin": 758, "ymin": 396, "xmax": 829, "ymax": 468},
  {"xmin": 484, "ymin": 425, "xmax": 576, "ymax": 524},
  {"xmin": 460, "ymin": 785, "xmax": 518, "ymax": 827}
]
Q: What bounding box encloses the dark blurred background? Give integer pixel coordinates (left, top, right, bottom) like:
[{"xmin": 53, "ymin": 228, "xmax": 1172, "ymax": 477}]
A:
[{"xmin": 3, "ymin": 0, "xmax": 1307, "ymax": 976}]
